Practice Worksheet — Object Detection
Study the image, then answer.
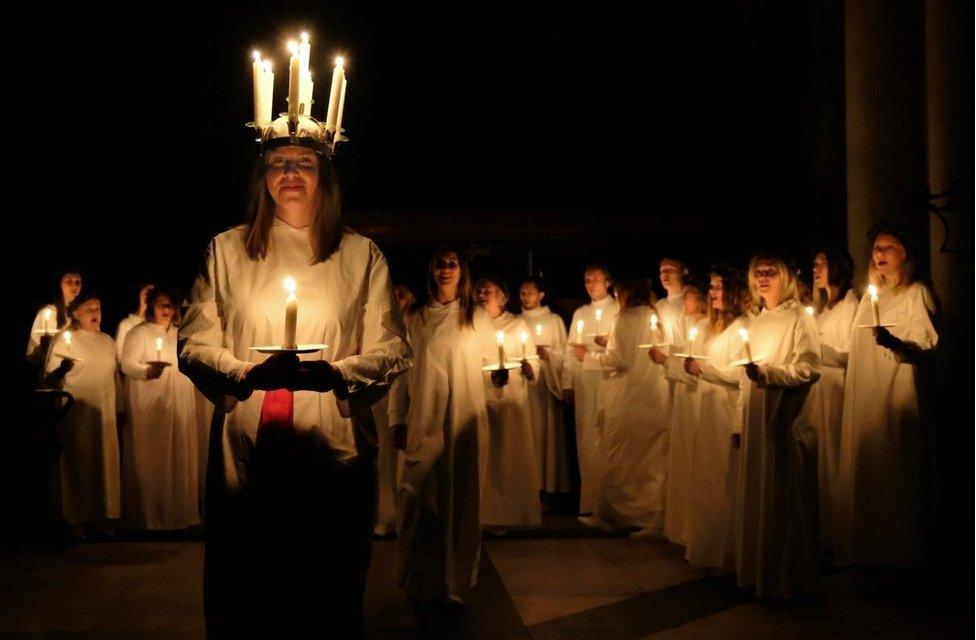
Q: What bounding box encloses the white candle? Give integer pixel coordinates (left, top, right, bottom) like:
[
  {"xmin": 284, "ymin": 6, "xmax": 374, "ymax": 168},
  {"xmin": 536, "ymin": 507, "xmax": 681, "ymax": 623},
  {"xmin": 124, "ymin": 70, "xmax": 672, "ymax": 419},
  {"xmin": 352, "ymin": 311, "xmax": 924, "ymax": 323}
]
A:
[
  {"xmin": 520, "ymin": 331, "xmax": 528, "ymax": 360},
  {"xmin": 650, "ymin": 313, "xmax": 663, "ymax": 344},
  {"xmin": 155, "ymin": 336, "xmax": 163, "ymax": 362},
  {"xmin": 299, "ymin": 32, "xmax": 311, "ymax": 73},
  {"xmin": 283, "ymin": 277, "xmax": 298, "ymax": 349},
  {"xmin": 325, "ymin": 56, "xmax": 345, "ymax": 132},
  {"xmin": 43, "ymin": 307, "xmax": 52, "ymax": 333},
  {"xmin": 251, "ymin": 51, "xmax": 266, "ymax": 126},
  {"xmin": 595, "ymin": 308, "xmax": 603, "ymax": 334},
  {"xmin": 261, "ymin": 60, "xmax": 274, "ymax": 125},
  {"xmin": 576, "ymin": 320, "xmax": 584, "ymax": 343},
  {"xmin": 287, "ymin": 41, "xmax": 301, "ymax": 121},
  {"xmin": 333, "ymin": 75, "xmax": 348, "ymax": 137},
  {"xmin": 300, "ymin": 71, "xmax": 314, "ymax": 116},
  {"xmin": 867, "ymin": 284, "xmax": 880, "ymax": 326},
  {"xmin": 496, "ymin": 330, "xmax": 506, "ymax": 368},
  {"xmin": 64, "ymin": 331, "xmax": 72, "ymax": 358},
  {"xmin": 687, "ymin": 326, "xmax": 698, "ymax": 350},
  {"xmin": 738, "ymin": 328, "xmax": 754, "ymax": 362}
]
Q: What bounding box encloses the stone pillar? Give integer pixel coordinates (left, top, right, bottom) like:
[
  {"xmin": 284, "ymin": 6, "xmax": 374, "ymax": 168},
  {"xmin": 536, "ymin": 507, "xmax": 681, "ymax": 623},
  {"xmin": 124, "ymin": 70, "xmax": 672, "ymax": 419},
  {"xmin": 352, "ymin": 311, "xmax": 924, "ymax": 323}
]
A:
[{"xmin": 844, "ymin": 0, "xmax": 926, "ymax": 278}]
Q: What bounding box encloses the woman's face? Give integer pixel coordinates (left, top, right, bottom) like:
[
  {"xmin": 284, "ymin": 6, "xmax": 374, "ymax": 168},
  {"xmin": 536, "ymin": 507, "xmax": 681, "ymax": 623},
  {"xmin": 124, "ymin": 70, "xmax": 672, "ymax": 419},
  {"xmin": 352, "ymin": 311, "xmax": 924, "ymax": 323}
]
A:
[
  {"xmin": 477, "ymin": 282, "xmax": 506, "ymax": 314},
  {"xmin": 683, "ymin": 288, "xmax": 705, "ymax": 316},
  {"xmin": 73, "ymin": 299, "xmax": 101, "ymax": 332},
  {"xmin": 152, "ymin": 294, "xmax": 176, "ymax": 325},
  {"xmin": 812, "ymin": 253, "xmax": 828, "ymax": 290},
  {"xmin": 265, "ymin": 146, "xmax": 319, "ymax": 208},
  {"xmin": 519, "ymin": 282, "xmax": 544, "ymax": 310},
  {"xmin": 61, "ymin": 273, "xmax": 82, "ymax": 305},
  {"xmin": 432, "ymin": 253, "xmax": 461, "ymax": 293},
  {"xmin": 709, "ymin": 276, "xmax": 724, "ymax": 311},
  {"xmin": 872, "ymin": 234, "xmax": 906, "ymax": 277},
  {"xmin": 753, "ymin": 262, "xmax": 786, "ymax": 304}
]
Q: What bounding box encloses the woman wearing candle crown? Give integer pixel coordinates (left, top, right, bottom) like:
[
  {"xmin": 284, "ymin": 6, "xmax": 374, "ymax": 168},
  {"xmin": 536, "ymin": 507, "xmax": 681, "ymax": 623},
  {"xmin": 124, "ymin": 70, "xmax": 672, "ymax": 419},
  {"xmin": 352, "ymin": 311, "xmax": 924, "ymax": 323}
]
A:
[
  {"xmin": 178, "ymin": 117, "xmax": 410, "ymax": 636},
  {"xmin": 835, "ymin": 223, "xmax": 938, "ymax": 579},
  {"xmin": 121, "ymin": 285, "xmax": 201, "ymax": 531},
  {"xmin": 735, "ymin": 252, "xmax": 821, "ymax": 599}
]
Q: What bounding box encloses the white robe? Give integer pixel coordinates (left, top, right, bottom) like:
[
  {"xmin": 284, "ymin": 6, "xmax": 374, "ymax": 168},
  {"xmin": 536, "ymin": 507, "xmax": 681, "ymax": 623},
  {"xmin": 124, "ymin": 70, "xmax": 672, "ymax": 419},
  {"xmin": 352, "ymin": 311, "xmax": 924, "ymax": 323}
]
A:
[
  {"xmin": 835, "ymin": 282, "xmax": 938, "ymax": 567},
  {"xmin": 44, "ymin": 329, "xmax": 122, "ymax": 524},
  {"xmin": 734, "ymin": 300, "xmax": 821, "ymax": 599},
  {"xmin": 372, "ymin": 394, "xmax": 400, "ymax": 530},
  {"xmin": 685, "ymin": 317, "xmax": 746, "ymax": 569},
  {"xmin": 120, "ymin": 322, "xmax": 201, "ymax": 530},
  {"xmin": 27, "ymin": 304, "xmax": 62, "ymax": 367},
  {"xmin": 655, "ymin": 292, "xmax": 688, "ymax": 351},
  {"xmin": 179, "ymin": 224, "xmax": 411, "ymax": 487},
  {"xmin": 663, "ymin": 316, "xmax": 707, "ymax": 544},
  {"xmin": 519, "ymin": 306, "xmax": 571, "ymax": 493},
  {"xmin": 482, "ymin": 311, "xmax": 542, "ymax": 527},
  {"xmin": 584, "ymin": 305, "xmax": 671, "ymax": 530},
  {"xmin": 808, "ymin": 290, "xmax": 858, "ymax": 549},
  {"xmin": 389, "ymin": 302, "xmax": 495, "ymax": 592},
  {"xmin": 115, "ymin": 314, "xmax": 143, "ymax": 361},
  {"xmin": 562, "ymin": 296, "xmax": 619, "ymax": 514}
]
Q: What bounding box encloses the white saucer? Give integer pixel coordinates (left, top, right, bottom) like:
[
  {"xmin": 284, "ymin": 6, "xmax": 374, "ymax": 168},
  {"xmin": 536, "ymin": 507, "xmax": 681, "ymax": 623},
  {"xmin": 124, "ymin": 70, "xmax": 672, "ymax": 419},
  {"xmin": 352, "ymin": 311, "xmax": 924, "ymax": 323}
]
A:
[{"xmin": 250, "ymin": 343, "xmax": 329, "ymax": 354}]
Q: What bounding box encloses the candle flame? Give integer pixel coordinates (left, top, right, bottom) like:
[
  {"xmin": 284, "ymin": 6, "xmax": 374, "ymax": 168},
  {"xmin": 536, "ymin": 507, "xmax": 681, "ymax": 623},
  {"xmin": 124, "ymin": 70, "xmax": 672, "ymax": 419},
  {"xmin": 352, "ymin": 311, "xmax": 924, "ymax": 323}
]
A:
[
  {"xmin": 288, "ymin": 40, "xmax": 298, "ymax": 54},
  {"xmin": 520, "ymin": 331, "xmax": 528, "ymax": 344},
  {"xmin": 301, "ymin": 32, "xmax": 309, "ymax": 43},
  {"xmin": 64, "ymin": 331, "xmax": 72, "ymax": 345},
  {"xmin": 867, "ymin": 284, "xmax": 878, "ymax": 298},
  {"xmin": 595, "ymin": 308, "xmax": 602, "ymax": 321},
  {"xmin": 576, "ymin": 320, "xmax": 584, "ymax": 333},
  {"xmin": 651, "ymin": 313, "xmax": 658, "ymax": 328},
  {"xmin": 43, "ymin": 308, "xmax": 52, "ymax": 320},
  {"xmin": 263, "ymin": 60, "xmax": 273, "ymax": 72},
  {"xmin": 496, "ymin": 330, "xmax": 505, "ymax": 345},
  {"xmin": 155, "ymin": 337, "xmax": 164, "ymax": 350},
  {"xmin": 804, "ymin": 306, "xmax": 815, "ymax": 316},
  {"xmin": 738, "ymin": 328, "xmax": 749, "ymax": 342},
  {"xmin": 335, "ymin": 56, "xmax": 345, "ymax": 68},
  {"xmin": 535, "ymin": 323, "xmax": 543, "ymax": 336},
  {"xmin": 252, "ymin": 50, "xmax": 261, "ymax": 62},
  {"xmin": 284, "ymin": 276, "xmax": 297, "ymax": 295},
  {"xmin": 688, "ymin": 327, "xmax": 698, "ymax": 342}
]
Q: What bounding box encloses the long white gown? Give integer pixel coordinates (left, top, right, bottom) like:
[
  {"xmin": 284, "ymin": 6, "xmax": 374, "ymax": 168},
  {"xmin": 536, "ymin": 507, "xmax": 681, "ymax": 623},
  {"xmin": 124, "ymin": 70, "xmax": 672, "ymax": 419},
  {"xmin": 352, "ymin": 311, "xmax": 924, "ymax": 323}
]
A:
[
  {"xmin": 520, "ymin": 306, "xmax": 571, "ymax": 493},
  {"xmin": 179, "ymin": 223, "xmax": 410, "ymax": 635},
  {"xmin": 655, "ymin": 292, "xmax": 688, "ymax": 350},
  {"xmin": 120, "ymin": 322, "xmax": 201, "ymax": 530},
  {"xmin": 835, "ymin": 282, "xmax": 938, "ymax": 567},
  {"xmin": 734, "ymin": 300, "xmax": 821, "ymax": 599},
  {"xmin": 482, "ymin": 311, "xmax": 542, "ymax": 527},
  {"xmin": 808, "ymin": 290, "xmax": 858, "ymax": 549},
  {"xmin": 685, "ymin": 318, "xmax": 745, "ymax": 569},
  {"xmin": 389, "ymin": 302, "xmax": 495, "ymax": 593},
  {"xmin": 372, "ymin": 394, "xmax": 400, "ymax": 532},
  {"xmin": 584, "ymin": 305, "xmax": 671, "ymax": 530},
  {"xmin": 115, "ymin": 313, "xmax": 143, "ymax": 360},
  {"xmin": 663, "ymin": 316, "xmax": 706, "ymax": 545},
  {"xmin": 44, "ymin": 329, "xmax": 122, "ymax": 525},
  {"xmin": 562, "ymin": 296, "xmax": 619, "ymax": 514}
]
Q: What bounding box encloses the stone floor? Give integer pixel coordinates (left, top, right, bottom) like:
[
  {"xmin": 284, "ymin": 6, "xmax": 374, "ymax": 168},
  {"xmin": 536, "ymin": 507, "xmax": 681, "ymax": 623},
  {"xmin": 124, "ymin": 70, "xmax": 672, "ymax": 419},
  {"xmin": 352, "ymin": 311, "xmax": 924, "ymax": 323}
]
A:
[{"xmin": 0, "ymin": 521, "xmax": 969, "ymax": 639}]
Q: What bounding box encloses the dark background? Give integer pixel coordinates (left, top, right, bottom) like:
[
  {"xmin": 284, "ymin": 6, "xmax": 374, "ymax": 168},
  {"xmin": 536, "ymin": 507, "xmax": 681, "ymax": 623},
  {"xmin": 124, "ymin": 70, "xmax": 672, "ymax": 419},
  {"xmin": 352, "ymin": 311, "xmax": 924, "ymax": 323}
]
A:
[{"xmin": 11, "ymin": 0, "xmax": 846, "ymax": 355}]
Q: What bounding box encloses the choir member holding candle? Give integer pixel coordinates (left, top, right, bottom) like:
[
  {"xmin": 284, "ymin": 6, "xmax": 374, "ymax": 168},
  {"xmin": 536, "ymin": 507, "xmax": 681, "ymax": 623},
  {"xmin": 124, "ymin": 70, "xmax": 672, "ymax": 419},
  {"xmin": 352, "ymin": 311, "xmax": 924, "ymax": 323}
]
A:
[
  {"xmin": 835, "ymin": 224, "xmax": 938, "ymax": 576},
  {"xmin": 570, "ymin": 278, "xmax": 670, "ymax": 537},
  {"xmin": 27, "ymin": 268, "xmax": 83, "ymax": 369},
  {"xmin": 561, "ymin": 265, "xmax": 619, "ymax": 516},
  {"xmin": 808, "ymin": 248, "xmax": 858, "ymax": 551},
  {"xmin": 683, "ymin": 268, "xmax": 748, "ymax": 571},
  {"xmin": 663, "ymin": 282, "xmax": 708, "ymax": 545},
  {"xmin": 655, "ymin": 257, "xmax": 690, "ymax": 349},
  {"xmin": 735, "ymin": 253, "xmax": 821, "ymax": 599},
  {"xmin": 43, "ymin": 292, "xmax": 122, "ymax": 539},
  {"xmin": 519, "ymin": 277, "xmax": 571, "ymax": 496},
  {"xmin": 179, "ymin": 130, "xmax": 410, "ymax": 635},
  {"xmin": 120, "ymin": 286, "xmax": 201, "ymax": 530},
  {"xmin": 115, "ymin": 283, "xmax": 155, "ymax": 361},
  {"xmin": 476, "ymin": 277, "xmax": 542, "ymax": 532},
  {"xmin": 389, "ymin": 250, "xmax": 496, "ymax": 606}
]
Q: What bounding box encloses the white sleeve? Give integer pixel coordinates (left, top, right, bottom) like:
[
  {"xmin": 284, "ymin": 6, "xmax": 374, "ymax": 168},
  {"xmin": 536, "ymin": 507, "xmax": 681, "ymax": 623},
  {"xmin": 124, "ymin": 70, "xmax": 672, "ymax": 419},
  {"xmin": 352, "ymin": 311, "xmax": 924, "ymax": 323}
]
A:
[
  {"xmin": 760, "ymin": 314, "xmax": 822, "ymax": 388},
  {"xmin": 120, "ymin": 328, "xmax": 151, "ymax": 380}
]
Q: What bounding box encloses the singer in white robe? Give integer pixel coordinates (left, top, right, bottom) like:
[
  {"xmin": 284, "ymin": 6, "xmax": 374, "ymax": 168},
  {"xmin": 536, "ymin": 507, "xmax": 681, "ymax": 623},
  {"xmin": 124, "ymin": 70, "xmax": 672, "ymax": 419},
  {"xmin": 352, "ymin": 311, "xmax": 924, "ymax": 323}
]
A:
[
  {"xmin": 735, "ymin": 257, "xmax": 821, "ymax": 599},
  {"xmin": 521, "ymin": 301, "xmax": 571, "ymax": 494},
  {"xmin": 44, "ymin": 297, "xmax": 121, "ymax": 527},
  {"xmin": 27, "ymin": 270, "xmax": 82, "ymax": 368},
  {"xmin": 120, "ymin": 320, "xmax": 201, "ymax": 529},
  {"xmin": 575, "ymin": 283, "xmax": 670, "ymax": 534},
  {"xmin": 835, "ymin": 274, "xmax": 938, "ymax": 566},
  {"xmin": 562, "ymin": 266, "xmax": 619, "ymax": 515},
  {"xmin": 115, "ymin": 284, "xmax": 154, "ymax": 360}
]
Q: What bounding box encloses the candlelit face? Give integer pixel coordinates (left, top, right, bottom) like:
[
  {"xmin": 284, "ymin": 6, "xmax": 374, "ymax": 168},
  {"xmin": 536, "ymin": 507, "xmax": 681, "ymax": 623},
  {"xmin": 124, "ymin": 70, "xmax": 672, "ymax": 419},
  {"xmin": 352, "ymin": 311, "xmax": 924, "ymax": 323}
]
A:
[
  {"xmin": 659, "ymin": 261, "xmax": 686, "ymax": 294},
  {"xmin": 72, "ymin": 299, "xmax": 101, "ymax": 332},
  {"xmin": 433, "ymin": 253, "xmax": 461, "ymax": 293},
  {"xmin": 519, "ymin": 282, "xmax": 544, "ymax": 310},
  {"xmin": 151, "ymin": 294, "xmax": 176, "ymax": 326},
  {"xmin": 477, "ymin": 282, "xmax": 506, "ymax": 315},
  {"xmin": 583, "ymin": 269, "xmax": 610, "ymax": 302},
  {"xmin": 812, "ymin": 253, "xmax": 829, "ymax": 290},
  {"xmin": 709, "ymin": 276, "xmax": 724, "ymax": 310},
  {"xmin": 871, "ymin": 234, "xmax": 906, "ymax": 277},
  {"xmin": 265, "ymin": 146, "xmax": 319, "ymax": 207},
  {"xmin": 683, "ymin": 287, "xmax": 706, "ymax": 316},
  {"xmin": 60, "ymin": 273, "xmax": 82, "ymax": 305},
  {"xmin": 753, "ymin": 262, "xmax": 785, "ymax": 303}
]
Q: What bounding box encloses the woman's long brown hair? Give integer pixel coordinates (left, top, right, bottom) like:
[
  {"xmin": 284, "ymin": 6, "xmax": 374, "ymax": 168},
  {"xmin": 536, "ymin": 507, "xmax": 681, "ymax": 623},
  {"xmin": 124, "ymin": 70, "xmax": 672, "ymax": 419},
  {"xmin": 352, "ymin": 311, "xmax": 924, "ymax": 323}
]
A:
[
  {"xmin": 425, "ymin": 249, "xmax": 475, "ymax": 328},
  {"xmin": 708, "ymin": 267, "xmax": 747, "ymax": 333},
  {"xmin": 243, "ymin": 151, "xmax": 344, "ymax": 263}
]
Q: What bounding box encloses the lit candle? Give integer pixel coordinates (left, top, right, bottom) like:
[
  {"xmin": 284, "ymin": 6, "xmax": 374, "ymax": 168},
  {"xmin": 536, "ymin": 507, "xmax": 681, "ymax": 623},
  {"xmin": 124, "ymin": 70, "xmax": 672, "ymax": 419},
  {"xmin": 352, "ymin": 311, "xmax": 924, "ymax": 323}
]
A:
[
  {"xmin": 804, "ymin": 306, "xmax": 815, "ymax": 317},
  {"xmin": 43, "ymin": 307, "xmax": 52, "ymax": 333},
  {"xmin": 867, "ymin": 284, "xmax": 880, "ymax": 326},
  {"xmin": 595, "ymin": 308, "xmax": 603, "ymax": 334},
  {"xmin": 738, "ymin": 327, "xmax": 754, "ymax": 363},
  {"xmin": 650, "ymin": 313, "xmax": 663, "ymax": 343},
  {"xmin": 261, "ymin": 60, "xmax": 274, "ymax": 125},
  {"xmin": 535, "ymin": 323, "xmax": 543, "ymax": 338},
  {"xmin": 687, "ymin": 326, "xmax": 698, "ymax": 350},
  {"xmin": 64, "ymin": 330, "xmax": 72, "ymax": 358},
  {"xmin": 496, "ymin": 330, "xmax": 506, "ymax": 368},
  {"xmin": 520, "ymin": 331, "xmax": 528, "ymax": 360},
  {"xmin": 576, "ymin": 320, "xmax": 584, "ymax": 343},
  {"xmin": 251, "ymin": 51, "xmax": 266, "ymax": 126},
  {"xmin": 299, "ymin": 32, "xmax": 311, "ymax": 74},
  {"xmin": 287, "ymin": 40, "xmax": 301, "ymax": 121},
  {"xmin": 283, "ymin": 277, "xmax": 298, "ymax": 349},
  {"xmin": 155, "ymin": 337, "xmax": 163, "ymax": 362},
  {"xmin": 333, "ymin": 75, "xmax": 348, "ymax": 138},
  {"xmin": 325, "ymin": 56, "xmax": 346, "ymax": 132}
]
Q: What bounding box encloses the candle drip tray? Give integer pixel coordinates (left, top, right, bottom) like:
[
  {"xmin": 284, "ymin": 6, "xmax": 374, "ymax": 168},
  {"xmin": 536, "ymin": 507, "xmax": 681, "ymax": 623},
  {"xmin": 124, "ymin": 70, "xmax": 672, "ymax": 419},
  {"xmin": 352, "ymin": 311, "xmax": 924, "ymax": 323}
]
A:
[{"xmin": 250, "ymin": 343, "xmax": 329, "ymax": 355}]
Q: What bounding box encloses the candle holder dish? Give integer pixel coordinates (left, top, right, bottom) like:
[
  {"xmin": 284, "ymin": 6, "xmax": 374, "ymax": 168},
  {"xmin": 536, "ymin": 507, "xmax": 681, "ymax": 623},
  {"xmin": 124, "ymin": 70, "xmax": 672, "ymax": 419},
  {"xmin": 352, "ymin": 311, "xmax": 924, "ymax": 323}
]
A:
[
  {"xmin": 856, "ymin": 322, "xmax": 898, "ymax": 329},
  {"xmin": 250, "ymin": 343, "xmax": 329, "ymax": 355},
  {"xmin": 730, "ymin": 356, "xmax": 767, "ymax": 367},
  {"xmin": 481, "ymin": 362, "xmax": 523, "ymax": 372},
  {"xmin": 143, "ymin": 361, "xmax": 172, "ymax": 368}
]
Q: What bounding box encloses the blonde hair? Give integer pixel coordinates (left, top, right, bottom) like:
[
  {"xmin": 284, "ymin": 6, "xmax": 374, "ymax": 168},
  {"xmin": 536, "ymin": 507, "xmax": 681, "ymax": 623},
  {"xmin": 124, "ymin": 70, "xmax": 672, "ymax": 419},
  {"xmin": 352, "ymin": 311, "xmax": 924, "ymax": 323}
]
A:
[
  {"xmin": 746, "ymin": 254, "xmax": 799, "ymax": 314},
  {"xmin": 867, "ymin": 233, "xmax": 914, "ymax": 291}
]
